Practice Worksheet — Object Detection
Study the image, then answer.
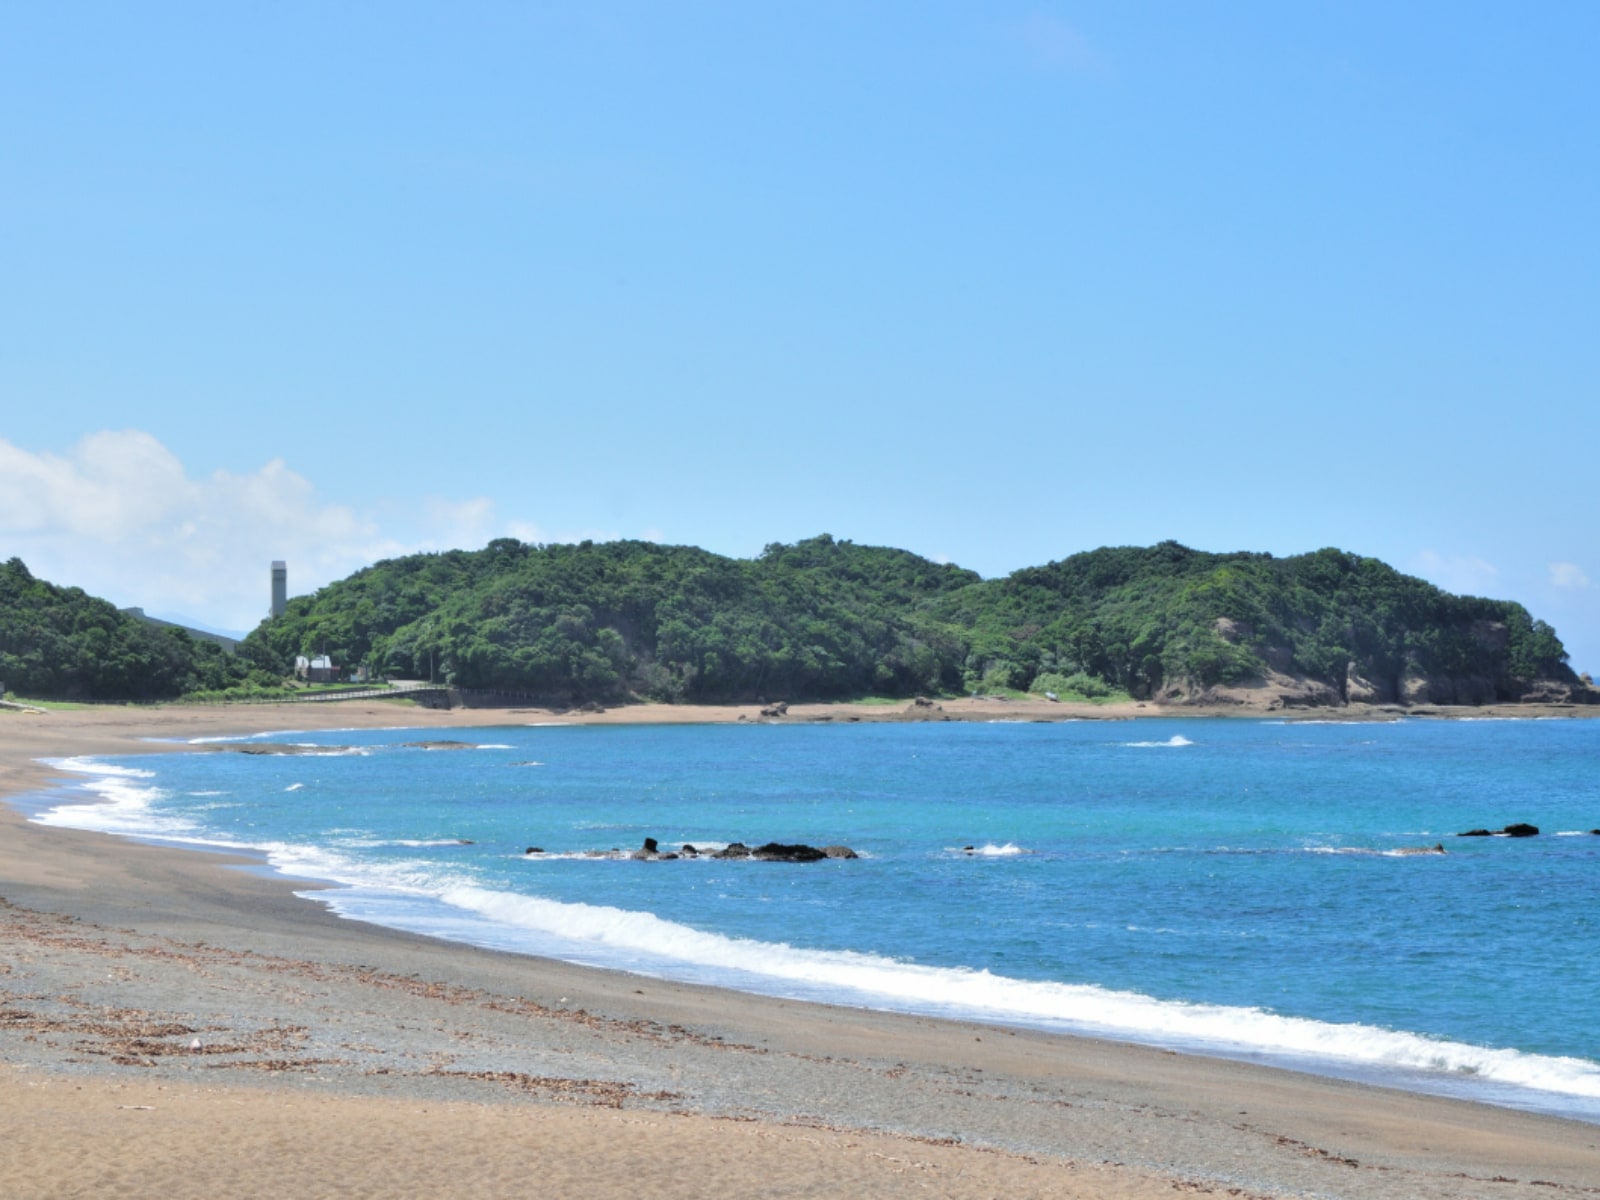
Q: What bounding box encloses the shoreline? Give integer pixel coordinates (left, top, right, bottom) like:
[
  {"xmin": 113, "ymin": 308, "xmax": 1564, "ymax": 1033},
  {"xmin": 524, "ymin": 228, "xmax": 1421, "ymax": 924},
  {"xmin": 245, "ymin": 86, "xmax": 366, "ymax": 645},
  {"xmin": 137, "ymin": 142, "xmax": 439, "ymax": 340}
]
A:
[{"xmin": 4, "ymin": 704, "xmax": 1599, "ymax": 1198}]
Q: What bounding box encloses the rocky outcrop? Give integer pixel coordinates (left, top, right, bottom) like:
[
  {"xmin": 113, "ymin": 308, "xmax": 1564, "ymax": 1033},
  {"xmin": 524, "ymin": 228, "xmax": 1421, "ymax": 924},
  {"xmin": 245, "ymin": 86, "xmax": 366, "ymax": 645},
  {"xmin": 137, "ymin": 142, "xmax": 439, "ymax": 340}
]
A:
[
  {"xmin": 693, "ymin": 840, "xmax": 859, "ymax": 861},
  {"xmin": 750, "ymin": 843, "xmax": 828, "ymax": 862},
  {"xmin": 1457, "ymin": 823, "xmax": 1540, "ymax": 838}
]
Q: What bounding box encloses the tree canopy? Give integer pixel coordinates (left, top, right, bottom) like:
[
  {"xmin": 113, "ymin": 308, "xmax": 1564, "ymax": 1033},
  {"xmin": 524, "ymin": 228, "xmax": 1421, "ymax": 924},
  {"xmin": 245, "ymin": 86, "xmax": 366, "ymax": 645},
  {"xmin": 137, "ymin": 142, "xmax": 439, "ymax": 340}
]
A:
[
  {"xmin": 241, "ymin": 536, "xmax": 1581, "ymax": 706},
  {"xmin": 0, "ymin": 557, "xmax": 252, "ymax": 700}
]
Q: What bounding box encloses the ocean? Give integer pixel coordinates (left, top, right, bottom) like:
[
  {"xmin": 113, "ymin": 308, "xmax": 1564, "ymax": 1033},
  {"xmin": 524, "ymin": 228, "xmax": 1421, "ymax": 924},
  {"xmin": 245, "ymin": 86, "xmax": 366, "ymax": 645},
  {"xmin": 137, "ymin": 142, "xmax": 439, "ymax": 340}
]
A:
[{"xmin": 27, "ymin": 715, "xmax": 1600, "ymax": 1122}]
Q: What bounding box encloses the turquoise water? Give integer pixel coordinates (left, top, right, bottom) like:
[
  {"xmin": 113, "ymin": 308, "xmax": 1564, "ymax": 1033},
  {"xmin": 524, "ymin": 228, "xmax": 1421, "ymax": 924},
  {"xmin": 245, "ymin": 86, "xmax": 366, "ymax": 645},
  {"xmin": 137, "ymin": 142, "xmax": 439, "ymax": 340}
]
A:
[{"xmin": 30, "ymin": 716, "xmax": 1600, "ymax": 1120}]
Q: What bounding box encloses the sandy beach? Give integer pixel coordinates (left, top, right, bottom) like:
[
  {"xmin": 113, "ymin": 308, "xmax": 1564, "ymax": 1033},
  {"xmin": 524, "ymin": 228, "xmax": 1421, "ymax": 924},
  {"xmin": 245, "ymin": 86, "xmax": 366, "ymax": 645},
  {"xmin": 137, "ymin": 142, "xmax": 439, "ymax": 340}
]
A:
[{"xmin": 3, "ymin": 701, "xmax": 1599, "ymax": 1198}]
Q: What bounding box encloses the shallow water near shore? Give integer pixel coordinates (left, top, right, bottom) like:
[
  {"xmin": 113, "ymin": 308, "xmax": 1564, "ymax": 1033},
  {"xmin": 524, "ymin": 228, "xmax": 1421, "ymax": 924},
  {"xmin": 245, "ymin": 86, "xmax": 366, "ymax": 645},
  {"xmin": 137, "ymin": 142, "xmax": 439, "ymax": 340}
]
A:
[{"xmin": 29, "ymin": 717, "xmax": 1600, "ymax": 1121}]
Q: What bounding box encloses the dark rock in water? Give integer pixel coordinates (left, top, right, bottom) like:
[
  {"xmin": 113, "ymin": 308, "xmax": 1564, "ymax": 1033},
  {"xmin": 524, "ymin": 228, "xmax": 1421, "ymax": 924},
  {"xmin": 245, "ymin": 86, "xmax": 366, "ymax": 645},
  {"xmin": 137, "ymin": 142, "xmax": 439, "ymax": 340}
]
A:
[
  {"xmin": 524, "ymin": 847, "xmax": 543, "ymax": 855},
  {"xmin": 751, "ymin": 842, "xmax": 827, "ymax": 862},
  {"xmin": 1502, "ymin": 823, "xmax": 1539, "ymax": 837},
  {"xmin": 681, "ymin": 844, "xmax": 699, "ymax": 857},
  {"xmin": 1591, "ymin": 829, "xmax": 1600, "ymax": 836},
  {"xmin": 1457, "ymin": 829, "xmax": 1494, "ymax": 837},
  {"xmin": 402, "ymin": 740, "xmax": 477, "ymax": 750},
  {"xmin": 709, "ymin": 840, "xmax": 857, "ymax": 861},
  {"xmin": 642, "ymin": 837, "xmax": 659, "ymax": 853},
  {"xmin": 631, "ymin": 837, "xmax": 664, "ymax": 860}
]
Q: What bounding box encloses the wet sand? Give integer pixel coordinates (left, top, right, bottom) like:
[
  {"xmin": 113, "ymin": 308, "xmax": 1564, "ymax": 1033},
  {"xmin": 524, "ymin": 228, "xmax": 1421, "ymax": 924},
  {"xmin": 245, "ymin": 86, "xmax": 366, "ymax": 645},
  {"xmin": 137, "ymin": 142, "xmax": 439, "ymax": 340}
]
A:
[{"xmin": 3, "ymin": 702, "xmax": 1598, "ymax": 1198}]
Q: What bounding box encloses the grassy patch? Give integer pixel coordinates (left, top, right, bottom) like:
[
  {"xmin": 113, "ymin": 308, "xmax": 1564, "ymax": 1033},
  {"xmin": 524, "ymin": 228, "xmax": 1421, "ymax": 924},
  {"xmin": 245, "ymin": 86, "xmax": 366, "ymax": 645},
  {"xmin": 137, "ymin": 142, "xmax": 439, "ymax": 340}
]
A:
[
  {"xmin": 968, "ymin": 687, "xmax": 1037, "ymax": 701},
  {"xmin": 3, "ymin": 696, "xmax": 90, "ymax": 711}
]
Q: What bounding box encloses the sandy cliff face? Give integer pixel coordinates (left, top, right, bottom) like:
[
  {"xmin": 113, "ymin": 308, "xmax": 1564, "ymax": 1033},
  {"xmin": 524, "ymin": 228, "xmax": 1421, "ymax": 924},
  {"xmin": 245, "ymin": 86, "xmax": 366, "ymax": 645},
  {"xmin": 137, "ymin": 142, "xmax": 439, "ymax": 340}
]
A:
[
  {"xmin": 1186, "ymin": 614, "xmax": 1597, "ymax": 710},
  {"xmin": 1156, "ymin": 666, "xmax": 1598, "ymax": 712}
]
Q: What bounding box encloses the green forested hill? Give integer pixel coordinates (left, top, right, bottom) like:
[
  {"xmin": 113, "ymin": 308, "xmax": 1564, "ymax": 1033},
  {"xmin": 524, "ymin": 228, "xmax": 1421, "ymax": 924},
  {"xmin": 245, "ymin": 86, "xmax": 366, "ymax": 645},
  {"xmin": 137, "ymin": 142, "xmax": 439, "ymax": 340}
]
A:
[
  {"xmin": 935, "ymin": 542, "xmax": 1575, "ymax": 705},
  {"xmin": 243, "ymin": 536, "xmax": 1585, "ymax": 707},
  {"xmin": 0, "ymin": 557, "xmax": 251, "ymax": 700},
  {"xmin": 246, "ymin": 536, "xmax": 979, "ymax": 702}
]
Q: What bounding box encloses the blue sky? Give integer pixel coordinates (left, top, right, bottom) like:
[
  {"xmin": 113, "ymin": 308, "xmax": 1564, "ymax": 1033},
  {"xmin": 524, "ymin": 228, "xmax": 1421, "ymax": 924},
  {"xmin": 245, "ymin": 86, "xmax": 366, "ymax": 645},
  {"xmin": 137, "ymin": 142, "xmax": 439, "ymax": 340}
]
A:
[{"xmin": 3, "ymin": 3, "xmax": 1597, "ymax": 673}]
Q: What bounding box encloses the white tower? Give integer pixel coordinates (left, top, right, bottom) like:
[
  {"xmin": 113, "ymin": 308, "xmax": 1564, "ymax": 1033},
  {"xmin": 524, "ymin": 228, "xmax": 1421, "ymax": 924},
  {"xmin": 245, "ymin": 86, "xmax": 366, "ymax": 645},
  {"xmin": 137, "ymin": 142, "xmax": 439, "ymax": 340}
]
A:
[{"xmin": 270, "ymin": 561, "xmax": 287, "ymax": 618}]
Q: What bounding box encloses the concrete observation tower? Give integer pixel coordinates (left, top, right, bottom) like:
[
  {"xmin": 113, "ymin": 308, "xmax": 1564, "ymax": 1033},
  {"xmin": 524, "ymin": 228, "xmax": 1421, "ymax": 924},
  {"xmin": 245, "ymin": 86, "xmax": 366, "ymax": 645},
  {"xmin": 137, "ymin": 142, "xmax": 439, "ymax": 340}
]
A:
[{"xmin": 270, "ymin": 561, "xmax": 287, "ymax": 618}]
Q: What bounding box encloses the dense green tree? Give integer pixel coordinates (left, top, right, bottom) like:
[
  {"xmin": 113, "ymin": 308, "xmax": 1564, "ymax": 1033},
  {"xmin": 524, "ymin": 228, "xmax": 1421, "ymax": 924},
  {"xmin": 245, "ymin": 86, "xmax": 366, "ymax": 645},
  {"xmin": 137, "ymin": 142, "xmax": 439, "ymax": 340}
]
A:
[
  {"xmin": 239, "ymin": 536, "xmax": 1584, "ymax": 706},
  {"xmin": 0, "ymin": 558, "xmax": 253, "ymax": 700}
]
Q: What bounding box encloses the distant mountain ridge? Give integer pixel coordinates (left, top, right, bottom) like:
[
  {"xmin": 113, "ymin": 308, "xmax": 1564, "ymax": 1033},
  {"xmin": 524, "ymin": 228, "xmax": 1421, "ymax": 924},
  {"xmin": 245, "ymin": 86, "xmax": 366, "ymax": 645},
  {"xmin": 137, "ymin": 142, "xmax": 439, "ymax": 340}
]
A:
[{"xmin": 242, "ymin": 536, "xmax": 1593, "ymax": 710}]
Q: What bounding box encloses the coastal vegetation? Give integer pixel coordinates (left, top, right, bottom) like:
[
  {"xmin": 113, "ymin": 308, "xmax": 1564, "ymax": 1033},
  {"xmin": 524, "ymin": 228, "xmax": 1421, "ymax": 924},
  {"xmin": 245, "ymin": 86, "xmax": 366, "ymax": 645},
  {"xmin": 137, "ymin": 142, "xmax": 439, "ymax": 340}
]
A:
[
  {"xmin": 0, "ymin": 557, "xmax": 260, "ymax": 701},
  {"xmin": 241, "ymin": 536, "xmax": 1584, "ymax": 709},
  {"xmin": 3, "ymin": 538, "xmax": 1586, "ymax": 707}
]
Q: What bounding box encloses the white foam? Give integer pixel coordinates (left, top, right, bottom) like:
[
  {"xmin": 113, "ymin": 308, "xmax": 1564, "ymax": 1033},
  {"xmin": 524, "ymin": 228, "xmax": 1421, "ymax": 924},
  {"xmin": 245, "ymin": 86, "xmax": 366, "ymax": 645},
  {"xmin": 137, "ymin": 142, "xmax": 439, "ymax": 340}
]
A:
[
  {"xmin": 31, "ymin": 758, "xmax": 197, "ymax": 838},
  {"xmin": 401, "ymin": 884, "xmax": 1600, "ymax": 1106},
  {"xmin": 44, "ymin": 756, "xmax": 156, "ymax": 779},
  {"xmin": 337, "ymin": 837, "xmax": 476, "ymax": 848},
  {"xmin": 285, "ymin": 783, "xmax": 305, "ymax": 792},
  {"xmin": 951, "ymin": 843, "xmax": 1030, "ymax": 857},
  {"xmin": 1122, "ymin": 735, "xmax": 1193, "ymax": 748}
]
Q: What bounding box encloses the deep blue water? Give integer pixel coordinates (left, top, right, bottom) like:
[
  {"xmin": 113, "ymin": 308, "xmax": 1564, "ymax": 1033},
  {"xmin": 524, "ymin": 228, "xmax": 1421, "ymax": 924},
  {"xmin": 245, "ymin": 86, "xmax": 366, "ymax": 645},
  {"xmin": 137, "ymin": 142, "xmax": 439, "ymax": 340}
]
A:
[{"xmin": 30, "ymin": 716, "xmax": 1600, "ymax": 1120}]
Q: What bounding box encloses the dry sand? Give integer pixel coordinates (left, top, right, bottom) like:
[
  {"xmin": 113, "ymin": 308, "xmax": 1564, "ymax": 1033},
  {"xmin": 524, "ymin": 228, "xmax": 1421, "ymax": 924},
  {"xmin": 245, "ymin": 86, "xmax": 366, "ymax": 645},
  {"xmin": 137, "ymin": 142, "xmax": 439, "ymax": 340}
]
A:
[{"xmin": 3, "ymin": 701, "xmax": 1598, "ymax": 1199}]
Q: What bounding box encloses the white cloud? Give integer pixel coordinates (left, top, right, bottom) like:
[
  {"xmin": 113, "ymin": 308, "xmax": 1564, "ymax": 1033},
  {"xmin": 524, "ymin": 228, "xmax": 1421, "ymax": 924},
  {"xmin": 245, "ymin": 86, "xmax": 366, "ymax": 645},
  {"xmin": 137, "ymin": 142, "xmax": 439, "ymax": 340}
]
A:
[
  {"xmin": 0, "ymin": 432, "xmax": 532, "ymax": 633},
  {"xmin": 1550, "ymin": 562, "xmax": 1591, "ymax": 590},
  {"xmin": 1410, "ymin": 550, "xmax": 1501, "ymax": 597}
]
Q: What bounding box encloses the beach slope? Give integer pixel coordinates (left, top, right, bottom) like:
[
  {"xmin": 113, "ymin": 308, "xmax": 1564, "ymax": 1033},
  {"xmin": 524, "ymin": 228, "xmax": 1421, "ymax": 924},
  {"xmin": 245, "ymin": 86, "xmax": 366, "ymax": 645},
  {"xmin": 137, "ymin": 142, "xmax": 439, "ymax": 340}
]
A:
[{"xmin": 2, "ymin": 704, "xmax": 1597, "ymax": 1199}]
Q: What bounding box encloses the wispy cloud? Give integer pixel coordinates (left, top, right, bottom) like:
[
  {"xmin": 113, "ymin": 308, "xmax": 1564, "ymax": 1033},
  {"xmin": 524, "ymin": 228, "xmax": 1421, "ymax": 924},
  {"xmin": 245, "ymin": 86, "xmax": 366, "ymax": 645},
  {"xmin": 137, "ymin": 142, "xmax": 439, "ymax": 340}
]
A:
[
  {"xmin": 1410, "ymin": 550, "xmax": 1501, "ymax": 597},
  {"xmin": 1550, "ymin": 561, "xmax": 1591, "ymax": 590}
]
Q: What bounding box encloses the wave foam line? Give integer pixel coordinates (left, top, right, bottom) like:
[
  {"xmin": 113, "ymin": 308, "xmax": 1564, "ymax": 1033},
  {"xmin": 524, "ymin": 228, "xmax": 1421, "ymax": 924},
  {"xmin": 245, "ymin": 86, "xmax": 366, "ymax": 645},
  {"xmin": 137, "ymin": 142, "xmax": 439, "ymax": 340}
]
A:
[
  {"xmin": 1122, "ymin": 735, "xmax": 1193, "ymax": 748},
  {"xmin": 432, "ymin": 885, "xmax": 1600, "ymax": 1103},
  {"xmin": 32, "ymin": 758, "xmax": 198, "ymax": 838}
]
